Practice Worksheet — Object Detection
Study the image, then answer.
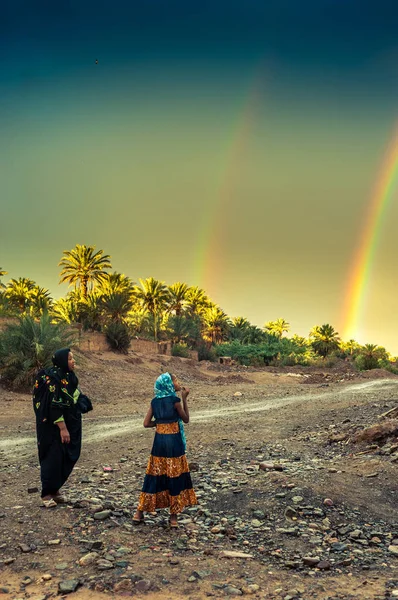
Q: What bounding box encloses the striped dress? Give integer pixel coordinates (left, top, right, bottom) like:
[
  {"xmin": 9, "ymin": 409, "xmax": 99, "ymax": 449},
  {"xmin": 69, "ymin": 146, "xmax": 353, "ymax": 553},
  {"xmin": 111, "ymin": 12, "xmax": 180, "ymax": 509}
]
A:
[{"xmin": 137, "ymin": 395, "xmax": 198, "ymax": 514}]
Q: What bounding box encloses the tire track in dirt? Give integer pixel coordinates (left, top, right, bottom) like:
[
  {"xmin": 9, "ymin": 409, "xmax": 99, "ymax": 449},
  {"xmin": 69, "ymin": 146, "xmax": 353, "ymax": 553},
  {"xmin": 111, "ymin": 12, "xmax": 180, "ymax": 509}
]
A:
[{"xmin": 1, "ymin": 379, "xmax": 396, "ymax": 460}]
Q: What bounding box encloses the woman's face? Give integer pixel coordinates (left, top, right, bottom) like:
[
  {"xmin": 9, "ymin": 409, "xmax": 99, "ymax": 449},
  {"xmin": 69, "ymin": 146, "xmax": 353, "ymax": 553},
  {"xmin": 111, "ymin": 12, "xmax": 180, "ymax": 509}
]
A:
[
  {"xmin": 171, "ymin": 374, "xmax": 181, "ymax": 391},
  {"xmin": 68, "ymin": 352, "xmax": 75, "ymax": 371}
]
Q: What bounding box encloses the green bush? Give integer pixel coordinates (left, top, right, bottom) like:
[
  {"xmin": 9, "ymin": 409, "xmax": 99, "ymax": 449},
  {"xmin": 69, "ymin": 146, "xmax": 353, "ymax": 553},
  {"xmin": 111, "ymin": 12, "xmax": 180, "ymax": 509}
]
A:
[
  {"xmin": 105, "ymin": 322, "xmax": 131, "ymax": 353},
  {"xmin": 171, "ymin": 343, "xmax": 190, "ymax": 358},
  {"xmin": 197, "ymin": 343, "xmax": 217, "ymax": 362},
  {"xmin": 0, "ymin": 314, "xmax": 74, "ymax": 389}
]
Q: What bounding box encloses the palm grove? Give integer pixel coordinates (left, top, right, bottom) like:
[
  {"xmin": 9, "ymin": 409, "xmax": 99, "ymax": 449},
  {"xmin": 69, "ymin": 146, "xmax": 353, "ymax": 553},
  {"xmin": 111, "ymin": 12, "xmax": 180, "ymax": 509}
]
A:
[{"xmin": 0, "ymin": 245, "xmax": 395, "ymax": 388}]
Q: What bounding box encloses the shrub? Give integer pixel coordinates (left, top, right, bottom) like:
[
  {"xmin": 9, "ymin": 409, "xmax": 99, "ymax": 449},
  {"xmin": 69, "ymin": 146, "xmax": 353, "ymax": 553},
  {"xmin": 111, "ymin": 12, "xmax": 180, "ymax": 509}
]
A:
[
  {"xmin": 105, "ymin": 322, "xmax": 131, "ymax": 353},
  {"xmin": 172, "ymin": 343, "xmax": 190, "ymax": 358},
  {"xmin": 197, "ymin": 343, "xmax": 217, "ymax": 362},
  {"xmin": 0, "ymin": 314, "xmax": 74, "ymax": 389}
]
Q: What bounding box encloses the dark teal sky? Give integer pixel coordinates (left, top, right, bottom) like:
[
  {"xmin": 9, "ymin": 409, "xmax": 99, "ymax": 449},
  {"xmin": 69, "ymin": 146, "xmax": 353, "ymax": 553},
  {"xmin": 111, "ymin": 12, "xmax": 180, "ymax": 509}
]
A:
[{"xmin": 1, "ymin": 1, "xmax": 398, "ymax": 351}]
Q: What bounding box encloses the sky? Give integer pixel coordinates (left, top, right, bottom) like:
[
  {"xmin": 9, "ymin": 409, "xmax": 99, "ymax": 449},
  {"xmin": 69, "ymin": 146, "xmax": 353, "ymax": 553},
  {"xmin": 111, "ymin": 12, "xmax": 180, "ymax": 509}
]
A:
[{"xmin": 1, "ymin": 1, "xmax": 398, "ymax": 351}]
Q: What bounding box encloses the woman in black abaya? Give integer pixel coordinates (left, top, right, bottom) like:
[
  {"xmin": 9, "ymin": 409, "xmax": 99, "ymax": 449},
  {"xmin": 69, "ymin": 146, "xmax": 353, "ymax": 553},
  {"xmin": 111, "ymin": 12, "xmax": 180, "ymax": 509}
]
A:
[{"xmin": 33, "ymin": 348, "xmax": 92, "ymax": 507}]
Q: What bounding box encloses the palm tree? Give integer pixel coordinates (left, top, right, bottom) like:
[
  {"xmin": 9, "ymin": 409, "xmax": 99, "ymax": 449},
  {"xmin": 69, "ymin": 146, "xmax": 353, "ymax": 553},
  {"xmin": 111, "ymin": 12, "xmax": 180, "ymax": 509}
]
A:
[
  {"xmin": 98, "ymin": 272, "xmax": 135, "ymax": 296},
  {"xmin": 340, "ymin": 339, "xmax": 361, "ymax": 358},
  {"xmin": 358, "ymin": 343, "xmax": 388, "ymax": 370},
  {"xmin": 186, "ymin": 286, "xmax": 211, "ymax": 316},
  {"xmin": 29, "ymin": 286, "xmax": 53, "ymax": 317},
  {"xmin": 310, "ymin": 323, "xmax": 340, "ymax": 358},
  {"xmin": 167, "ymin": 282, "xmax": 190, "ymax": 316},
  {"xmin": 101, "ymin": 290, "xmax": 133, "ymax": 324},
  {"xmin": 202, "ymin": 306, "xmax": 231, "ymax": 345},
  {"xmin": 5, "ymin": 277, "xmax": 36, "ymax": 312},
  {"xmin": 242, "ymin": 325, "xmax": 266, "ymax": 345},
  {"xmin": 0, "ymin": 267, "xmax": 7, "ymax": 289},
  {"xmin": 51, "ymin": 296, "xmax": 80, "ymax": 324},
  {"xmin": 264, "ymin": 318, "xmax": 290, "ymax": 339},
  {"xmin": 133, "ymin": 277, "xmax": 170, "ymax": 341},
  {"xmin": 59, "ymin": 244, "xmax": 112, "ymax": 298},
  {"xmin": 0, "ymin": 313, "xmax": 74, "ymax": 389}
]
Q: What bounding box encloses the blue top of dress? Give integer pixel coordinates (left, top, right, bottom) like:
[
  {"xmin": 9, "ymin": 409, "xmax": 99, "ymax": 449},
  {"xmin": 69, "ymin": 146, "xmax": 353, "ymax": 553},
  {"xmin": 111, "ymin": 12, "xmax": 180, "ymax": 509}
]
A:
[{"xmin": 151, "ymin": 395, "xmax": 180, "ymax": 424}]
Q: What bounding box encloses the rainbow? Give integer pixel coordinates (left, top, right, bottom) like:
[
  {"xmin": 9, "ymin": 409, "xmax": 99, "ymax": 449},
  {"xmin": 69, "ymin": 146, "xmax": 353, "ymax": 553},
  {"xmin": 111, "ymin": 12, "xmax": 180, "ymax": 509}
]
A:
[
  {"xmin": 195, "ymin": 68, "xmax": 264, "ymax": 294},
  {"xmin": 342, "ymin": 124, "xmax": 398, "ymax": 341}
]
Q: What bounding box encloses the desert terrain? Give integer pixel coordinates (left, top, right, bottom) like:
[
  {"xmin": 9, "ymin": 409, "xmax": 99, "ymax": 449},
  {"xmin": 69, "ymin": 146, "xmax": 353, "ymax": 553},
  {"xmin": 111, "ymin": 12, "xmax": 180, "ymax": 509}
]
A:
[{"xmin": 1, "ymin": 351, "xmax": 398, "ymax": 600}]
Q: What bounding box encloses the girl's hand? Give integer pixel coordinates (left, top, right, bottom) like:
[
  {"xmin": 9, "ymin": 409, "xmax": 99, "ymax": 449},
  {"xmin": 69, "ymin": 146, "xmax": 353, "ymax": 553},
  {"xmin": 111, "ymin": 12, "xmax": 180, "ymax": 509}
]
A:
[{"xmin": 182, "ymin": 386, "xmax": 190, "ymax": 399}]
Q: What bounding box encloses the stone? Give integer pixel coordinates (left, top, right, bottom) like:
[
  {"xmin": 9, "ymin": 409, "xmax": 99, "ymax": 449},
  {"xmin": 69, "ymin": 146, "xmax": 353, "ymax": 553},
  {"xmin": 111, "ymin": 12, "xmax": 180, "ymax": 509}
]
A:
[
  {"xmin": 135, "ymin": 579, "xmax": 152, "ymax": 592},
  {"xmin": 79, "ymin": 552, "xmax": 99, "ymax": 566},
  {"xmin": 284, "ymin": 507, "xmax": 298, "ymax": 519},
  {"xmin": 114, "ymin": 579, "xmax": 133, "ymax": 592},
  {"xmin": 224, "ymin": 586, "xmax": 242, "ymax": 596},
  {"xmin": 189, "ymin": 462, "xmax": 200, "ymax": 472},
  {"xmin": 241, "ymin": 584, "xmax": 260, "ymax": 594},
  {"xmin": 19, "ymin": 543, "xmax": 31, "ymax": 553},
  {"xmin": 388, "ymin": 545, "xmax": 398, "ymax": 555},
  {"xmin": 48, "ymin": 539, "xmax": 61, "ymax": 545},
  {"xmin": 28, "ymin": 487, "xmax": 39, "ymax": 494},
  {"xmin": 292, "ymin": 496, "xmax": 303, "ymax": 504},
  {"xmin": 58, "ymin": 579, "xmax": 80, "ymax": 594},
  {"xmin": 303, "ymin": 556, "xmax": 321, "ymax": 566},
  {"xmin": 93, "ymin": 510, "xmax": 112, "ymax": 520},
  {"xmin": 259, "ymin": 462, "xmax": 275, "ymax": 471},
  {"xmin": 97, "ymin": 559, "xmax": 114, "ymax": 570},
  {"xmin": 220, "ymin": 550, "xmax": 253, "ymax": 559},
  {"xmin": 317, "ymin": 560, "xmax": 331, "ymax": 570},
  {"xmin": 323, "ymin": 498, "xmax": 334, "ymax": 506}
]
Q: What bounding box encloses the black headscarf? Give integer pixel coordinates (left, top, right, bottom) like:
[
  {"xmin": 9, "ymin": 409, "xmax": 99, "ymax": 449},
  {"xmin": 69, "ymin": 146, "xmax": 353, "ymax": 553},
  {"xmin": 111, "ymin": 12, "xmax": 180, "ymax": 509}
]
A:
[
  {"xmin": 51, "ymin": 347, "xmax": 78, "ymax": 391},
  {"xmin": 52, "ymin": 348, "xmax": 71, "ymax": 373}
]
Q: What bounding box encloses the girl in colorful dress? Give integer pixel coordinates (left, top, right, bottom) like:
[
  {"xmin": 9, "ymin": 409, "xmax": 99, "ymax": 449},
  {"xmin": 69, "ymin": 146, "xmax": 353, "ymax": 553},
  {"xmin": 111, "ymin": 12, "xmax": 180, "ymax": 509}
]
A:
[{"xmin": 133, "ymin": 372, "xmax": 197, "ymax": 528}]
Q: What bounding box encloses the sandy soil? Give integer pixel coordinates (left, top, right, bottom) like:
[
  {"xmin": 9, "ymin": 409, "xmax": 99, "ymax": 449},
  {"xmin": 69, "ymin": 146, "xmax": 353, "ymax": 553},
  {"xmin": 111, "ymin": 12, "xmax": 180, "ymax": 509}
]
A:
[{"xmin": 1, "ymin": 351, "xmax": 398, "ymax": 599}]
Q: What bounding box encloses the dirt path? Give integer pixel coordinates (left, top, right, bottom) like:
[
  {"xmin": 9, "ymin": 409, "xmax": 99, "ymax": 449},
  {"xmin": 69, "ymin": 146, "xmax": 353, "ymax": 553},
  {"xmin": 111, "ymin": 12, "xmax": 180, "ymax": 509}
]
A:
[{"xmin": 1, "ymin": 378, "xmax": 396, "ymax": 460}]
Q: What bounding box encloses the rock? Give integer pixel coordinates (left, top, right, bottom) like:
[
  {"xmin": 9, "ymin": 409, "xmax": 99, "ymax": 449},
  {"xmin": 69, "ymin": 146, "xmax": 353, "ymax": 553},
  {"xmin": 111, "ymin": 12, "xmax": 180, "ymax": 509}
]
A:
[
  {"xmin": 28, "ymin": 487, "xmax": 39, "ymax": 494},
  {"xmin": 41, "ymin": 574, "xmax": 52, "ymax": 581},
  {"xmin": 189, "ymin": 462, "xmax": 200, "ymax": 472},
  {"xmin": 21, "ymin": 576, "xmax": 33, "ymax": 586},
  {"xmin": 241, "ymin": 584, "xmax": 260, "ymax": 594},
  {"xmin": 317, "ymin": 560, "xmax": 331, "ymax": 570},
  {"xmin": 114, "ymin": 579, "xmax": 133, "ymax": 592},
  {"xmin": 79, "ymin": 552, "xmax": 99, "ymax": 566},
  {"xmin": 350, "ymin": 529, "xmax": 362, "ymax": 539},
  {"xmin": 224, "ymin": 586, "xmax": 242, "ymax": 596},
  {"xmin": 135, "ymin": 579, "xmax": 152, "ymax": 592},
  {"xmin": 284, "ymin": 507, "xmax": 298, "ymax": 519},
  {"xmin": 233, "ymin": 392, "xmax": 243, "ymax": 397},
  {"xmin": 259, "ymin": 462, "xmax": 275, "ymax": 471},
  {"xmin": 93, "ymin": 510, "xmax": 112, "ymax": 520},
  {"xmin": 323, "ymin": 498, "xmax": 334, "ymax": 506},
  {"xmin": 48, "ymin": 539, "xmax": 61, "ymax": 545},
  {"xmin": 220, "ymin": 551, "xmax": 253, "ymax": 559},
  {"xmin": 0, "ymin": 588, "xmax": 10, "ymax": 594},
  {"xmin": 18, "ymin": 544, "xmax": 31, "ymax": 553},
  {"xmin": 388, "ymin": 545, "xmax": 398, "ymax": 555},
  {"xmin": 390, "ymin": 590, "xmax": 398, "ymax": 597},
  {"xmin": 303, "ymin": 556, "xmax": 321, "ymax": 566},
  {"xmin": 292, "ymin": 496, "xmax": 303, "ymax": 504},
  {"xmin": 58, "ymin": 579, "xmax": 80, "ymax": 594},
  {"xmin": 97, "ymin": 559, "xmax": 114, "ymax": 570}
]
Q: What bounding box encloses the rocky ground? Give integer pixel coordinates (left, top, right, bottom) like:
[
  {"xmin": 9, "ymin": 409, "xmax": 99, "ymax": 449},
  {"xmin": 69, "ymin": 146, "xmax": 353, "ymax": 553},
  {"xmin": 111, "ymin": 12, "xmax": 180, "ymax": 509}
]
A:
[{"xmin": 1, "ymin": 352, "xmax": 398, "ymax": 599}]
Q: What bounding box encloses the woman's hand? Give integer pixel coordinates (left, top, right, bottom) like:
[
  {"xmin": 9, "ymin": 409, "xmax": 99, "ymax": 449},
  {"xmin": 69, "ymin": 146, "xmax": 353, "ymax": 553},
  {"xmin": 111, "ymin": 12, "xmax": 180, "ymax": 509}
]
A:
[
  {"xmin": 60, "ymin": 427, "xmax": 70, "ymax": 444},
  {"xmin": 182, "ymin": 386, "xmax": 190, "ymax": 399}
]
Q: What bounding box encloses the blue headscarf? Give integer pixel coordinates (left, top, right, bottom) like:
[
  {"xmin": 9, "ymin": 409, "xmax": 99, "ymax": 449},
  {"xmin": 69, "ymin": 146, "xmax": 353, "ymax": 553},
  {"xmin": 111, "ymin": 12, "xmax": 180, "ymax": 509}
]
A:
[{"xmin": 154, "ymin": 373, "xmax": 187, "ymax": 450}]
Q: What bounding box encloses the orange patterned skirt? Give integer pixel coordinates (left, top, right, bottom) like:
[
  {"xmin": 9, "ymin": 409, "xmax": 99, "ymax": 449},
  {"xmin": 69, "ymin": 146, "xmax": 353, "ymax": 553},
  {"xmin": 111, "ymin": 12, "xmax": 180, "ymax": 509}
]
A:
[{"xmin": 137, "ymin": 421, "xmax": 198, "ymax": 514}]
